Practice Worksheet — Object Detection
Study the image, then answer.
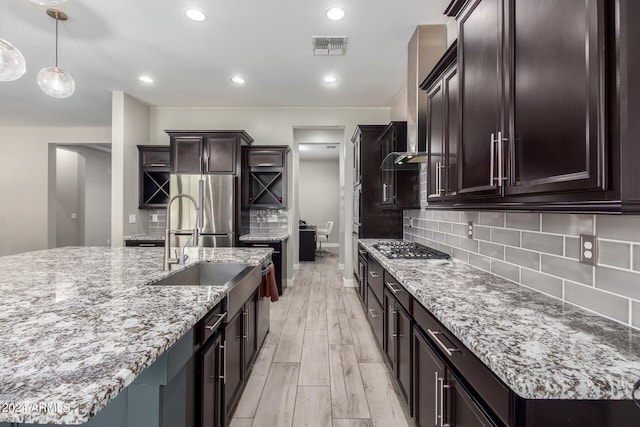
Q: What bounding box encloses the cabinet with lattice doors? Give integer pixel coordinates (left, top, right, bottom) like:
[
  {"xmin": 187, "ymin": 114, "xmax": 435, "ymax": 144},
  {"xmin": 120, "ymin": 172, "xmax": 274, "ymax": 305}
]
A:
[
  {"xmin": 137, "ymin": 145, "xmax": 170, "ymax": 209},
  {"xmin": 242, "ymin": 146, "xmax": 290, "ymax": 209}
]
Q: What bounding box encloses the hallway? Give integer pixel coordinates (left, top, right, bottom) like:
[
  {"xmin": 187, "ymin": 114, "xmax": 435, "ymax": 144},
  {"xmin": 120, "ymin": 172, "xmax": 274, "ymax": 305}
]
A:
[{"xmin": 229, "ymin": 249, "xmax": 412, "ymax": 427}]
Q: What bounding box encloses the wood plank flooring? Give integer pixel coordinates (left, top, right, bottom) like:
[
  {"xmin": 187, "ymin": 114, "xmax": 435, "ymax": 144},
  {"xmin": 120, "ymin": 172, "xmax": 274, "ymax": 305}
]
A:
[{"xmin": 230, "ymin": 249, "xmax": 412, "ymax": 427}]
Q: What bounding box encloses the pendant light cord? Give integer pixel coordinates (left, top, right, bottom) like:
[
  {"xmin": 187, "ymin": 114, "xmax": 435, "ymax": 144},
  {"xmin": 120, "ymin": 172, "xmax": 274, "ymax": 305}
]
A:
[{"xmin": 54, "ymin": 16, "xmax": 59, "ymax": 68}]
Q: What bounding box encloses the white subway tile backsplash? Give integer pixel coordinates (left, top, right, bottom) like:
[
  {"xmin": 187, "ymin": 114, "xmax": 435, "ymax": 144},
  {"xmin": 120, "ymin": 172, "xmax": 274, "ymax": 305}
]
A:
[
  {"xmin": 598, "ymin": 241, "xmax": 631, "ymax": 269},
  {"xmin": 403, "ymin": 208, "xmax": 640, "ymax": 329},
  {"xmin": 541, "ymin": 254, "xmax": 593, "ymax": 286},
  {"xmin": 506, "ymin": 212, "xmax": 541, "ymax": 231},
  {"xmin": 565, "ymin": 281, "xmax": 629, "ymax": 323}
]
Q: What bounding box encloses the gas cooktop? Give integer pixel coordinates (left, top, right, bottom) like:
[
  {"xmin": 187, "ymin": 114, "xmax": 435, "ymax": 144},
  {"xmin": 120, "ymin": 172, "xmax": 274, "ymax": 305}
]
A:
[{"xmin": 373, "ymin": 241, "xmax": 452, "ymax": 261}]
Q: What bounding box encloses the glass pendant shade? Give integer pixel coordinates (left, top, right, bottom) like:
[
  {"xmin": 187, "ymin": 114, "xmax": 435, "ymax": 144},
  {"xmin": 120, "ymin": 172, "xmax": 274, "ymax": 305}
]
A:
[
  {"xmin": 37, "ymin": 66, "xmax": 75, "ymax": 98},
  {"xmin": 0, "ymin": 38, "xmax": 27, "ymax": 82},
  {"xmin": 30, "ymin": 0, "xmax": 68, "ymax": 5}
]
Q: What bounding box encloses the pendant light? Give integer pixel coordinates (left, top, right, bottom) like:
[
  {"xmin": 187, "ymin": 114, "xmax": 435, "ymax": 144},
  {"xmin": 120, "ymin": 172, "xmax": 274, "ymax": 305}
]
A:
[
  {"xmin": 37, "ymin": 8, "xmax": 75, "ymax": 98},
  {"xmin": 0, "ymin": 37, "xmax": 26, "ymax": 82}
]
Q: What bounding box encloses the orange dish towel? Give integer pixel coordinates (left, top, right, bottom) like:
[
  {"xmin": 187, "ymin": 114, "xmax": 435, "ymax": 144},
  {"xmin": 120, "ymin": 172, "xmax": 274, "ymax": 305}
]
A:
[{"xmin": 260, "ymin": 263, "xmax": 279, "ymax": 302}]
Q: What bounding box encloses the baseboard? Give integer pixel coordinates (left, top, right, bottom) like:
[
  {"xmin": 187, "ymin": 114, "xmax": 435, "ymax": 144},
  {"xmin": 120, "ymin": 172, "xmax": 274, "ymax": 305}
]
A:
[
  {"xmin": 286, "ymin": 278, "xmax": 295, "ymax": 288},
  {"xmin": 319, "ymin": 243, "xmax": 340, "ymax": 248},
  {"xmin": 343, "ymin": 278, "xmax": 356, "ymax": 288}
]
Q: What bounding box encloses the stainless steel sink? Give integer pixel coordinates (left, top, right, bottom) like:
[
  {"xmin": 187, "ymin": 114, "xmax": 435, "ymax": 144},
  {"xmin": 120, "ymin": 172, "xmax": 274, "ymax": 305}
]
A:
[
  {"xmin": 150, "ymin": 262, "xmax": 261, "ymax": 318},
  {"xmin": 150, "ymin": 262, "xmax": 253, "ymax": 286}
]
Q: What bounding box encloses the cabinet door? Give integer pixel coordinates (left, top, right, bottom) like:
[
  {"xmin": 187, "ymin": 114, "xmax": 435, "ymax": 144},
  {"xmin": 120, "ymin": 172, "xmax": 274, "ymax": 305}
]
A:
[
  {"xmin": 224, "ymin": 310, "xmax": 244, "ymax": 418},
  {"xmin": 396, "ymin": 306, "xmax": 411, "ymax": 407},
  {"xmin": 248, "ymin": 150, "xmax": 284, "ymax": 168},
  {"xmin": 413, "ymin": 326, "xmax": 446, "ymax": 427},
  {"xmin": 427, "ymin": 79, "xmax": 446, "ymax": 201},
  {"xmin": 366, "ymin": 286, "xmax": 384, "ymax": 349},
  {"xmin": 201, "ymin": 334, "xmax": 222, "ymax": 427},
  {"xmin": 243, "ymin": 292, "xmax": 258, "ymax": 372},
  {"xmin": 384, "ymin": 290, "xmax": 396, "ymax": 366},
  {"xmin": 444, "ymin": 65, "xmax": 459, "ymax": 198},
  {"xmin": 171, "ymin": 136, "xmax": 203, "ymax": 174},
  {"xmin": 204, "ymin": 135, "xmax": 236, "ymax": 174},
  {"xmin": 457, "ymin": 0, "xmax": 504, "ymax": 198},
  {"xmin": 380, "ymin": 132, "xmax": 396, "ymax": 206},
  {"xmin": 450, "ymin": 373, "xmax": 497, "ymax": 427},
  {"xmin": 506, "ymin": 0, "xmax": 605, "ymax": 195}
]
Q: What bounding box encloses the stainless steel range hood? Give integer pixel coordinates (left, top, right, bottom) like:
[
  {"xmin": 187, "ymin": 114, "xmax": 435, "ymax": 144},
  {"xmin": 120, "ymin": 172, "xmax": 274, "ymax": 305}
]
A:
[{"xmin": 381, "ymin": 25, "xmax": 447, "ymax": 171}]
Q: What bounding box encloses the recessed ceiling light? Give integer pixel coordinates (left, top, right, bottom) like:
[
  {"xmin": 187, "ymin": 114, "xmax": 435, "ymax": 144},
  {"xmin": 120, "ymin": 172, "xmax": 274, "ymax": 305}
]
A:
[
  {"xmin": 185, "ymin": 8, "xmax": 207, "ymax": 22},
  {"xmin": 324, "ymin": 75, "xmax": 337, "ymax": 83},
  {"xmin": 139, "ymin": 75, "xmax": 154, "ymax": 84},
  {"xmin": 326, "ymin": 7, "xmax": 345, "ymax": 21},
  {"xmin": 231, "ymin": 76, "xmax": 245, "ymax": 84}
]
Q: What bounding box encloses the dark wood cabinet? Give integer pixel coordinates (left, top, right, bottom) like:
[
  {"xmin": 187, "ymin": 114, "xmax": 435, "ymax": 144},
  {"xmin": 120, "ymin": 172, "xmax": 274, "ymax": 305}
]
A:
[
  {"xmin": 243, "ymin": 289, "xmax": 258, "ymax": 373},
  {"xmin": 137, "ymin": 145, "xmax": 170, "ymax": 209},
  {"xmin": 366, "ymin": 285, "xmax": 384, "ymax": 349},
  {"xmin": 423, "ymin": 43, "xmax": 459, "ymax": 202},
  {"xmin": 383, "ymin": 286, "xmax": 412, "ymax": 408},
  {"xmin": 167, "ymin": 130, "xmax": 253, "ymax": 175},
  {"xmin": 201, "ymin": 332, "xmax": 223, "ymax": 427},
  {"xmin": 378, "ymin": 122, "xmax": 420, "ymax": 209},
  {"xmin": 352, "ymin": 125, "xmax": 403, "ymax": 238},
  {"xmin": 440, "ymin": 0, "xmax": 639, "ymax": 212},
  {"xmin": 242, "ymin": 145, "xmax": 289, "ymax": 209},
  {"xmin": 413, "ymin": 324, "xmax": 446, "ymax": 427},
  {"xmin": 239, "ymin": 240, "xmax": 287, "ymax": 295},
  {"xmin": 224, "ymin": 309, "xmax": 244, "ymax": 418}
]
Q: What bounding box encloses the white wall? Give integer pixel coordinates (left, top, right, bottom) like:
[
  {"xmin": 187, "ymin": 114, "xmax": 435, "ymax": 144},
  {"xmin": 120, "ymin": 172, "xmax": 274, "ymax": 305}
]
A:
[
  {"xmin": 111, "ymin": 92, "xmax": 151, "ymax": 246},
  {"xmin": 151, "ymin": 107, "xmax": 390, "ymax": 285},
  {"xmin": 56, "ymin": 148, "xmax": 82, "ymax": 247},
  {"xmin": 83, "ymin": 147, "xmax": 111, "ymax": 246},
  {"xmin": 0, "ymin": 126, "xmax": 110, "ymax": 256},
  {"xmin": 299, "ymin": 158, "xmax": 340, "ymax": 244}
]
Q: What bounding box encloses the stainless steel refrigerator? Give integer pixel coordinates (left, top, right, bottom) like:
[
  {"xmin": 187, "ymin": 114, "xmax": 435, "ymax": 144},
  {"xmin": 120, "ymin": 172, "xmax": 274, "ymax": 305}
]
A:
[{"xmin": 169, "ymin": 174, "xmax": 237, "ymax": 247}]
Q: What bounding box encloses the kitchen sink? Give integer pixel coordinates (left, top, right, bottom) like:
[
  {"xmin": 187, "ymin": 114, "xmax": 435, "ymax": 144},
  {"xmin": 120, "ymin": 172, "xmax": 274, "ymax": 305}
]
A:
[
  {"xmin": 150, "ymin": 262, "xmax": 253, "ymax": 286},
  {"xmin": 150, "ymin": 262, "xmax": 261, "ymax": 318}
]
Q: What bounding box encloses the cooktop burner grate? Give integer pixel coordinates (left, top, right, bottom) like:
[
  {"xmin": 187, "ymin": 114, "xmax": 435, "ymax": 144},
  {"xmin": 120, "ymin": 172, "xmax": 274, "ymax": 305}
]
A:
[{"xmin": 373, "ymin": 241, "xmax": 451, "ymax": 260}]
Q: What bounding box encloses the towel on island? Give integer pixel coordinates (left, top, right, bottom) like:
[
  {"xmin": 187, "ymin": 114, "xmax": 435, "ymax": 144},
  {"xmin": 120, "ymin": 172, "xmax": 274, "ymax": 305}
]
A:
[{"xmin": 260, "ymin": 263, "xmax": 279, "ymax": 302}]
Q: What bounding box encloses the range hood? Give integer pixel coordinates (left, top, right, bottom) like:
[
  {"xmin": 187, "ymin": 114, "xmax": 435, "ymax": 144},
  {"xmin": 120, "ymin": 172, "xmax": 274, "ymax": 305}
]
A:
[{"xmin": 381, "ymin": 25, "xmax": 447, "ymax": 171}]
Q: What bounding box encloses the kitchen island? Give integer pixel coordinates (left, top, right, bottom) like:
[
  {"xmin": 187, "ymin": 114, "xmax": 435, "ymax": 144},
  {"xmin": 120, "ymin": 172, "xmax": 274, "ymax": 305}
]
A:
[
  {"xmin": 0, "ymin": 246, "xmax": 271, "ymax": 426},
  {"xmin": 359, "ymin": 239, "xmax": 640, "ymax": 425}
]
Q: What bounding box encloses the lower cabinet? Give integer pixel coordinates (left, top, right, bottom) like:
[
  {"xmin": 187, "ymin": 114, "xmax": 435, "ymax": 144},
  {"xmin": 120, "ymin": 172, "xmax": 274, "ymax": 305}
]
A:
[
  {"xmin": 239, "ymin": 240, "xmax": 287, "ymax": 295},
  {"xmin": 201, "ymin": 333, "xmax": 223, "ymax": 427},
  {"xmin": 413, "ymin": 325, "xmax": 497, "ymax": 427},
  {"xmin": 366, "ymin": 285, "xmax": 384, "ymax": 349},
  {"xmin": 384, "ymin": 287, "xmax": 411, "ymax": 408}
]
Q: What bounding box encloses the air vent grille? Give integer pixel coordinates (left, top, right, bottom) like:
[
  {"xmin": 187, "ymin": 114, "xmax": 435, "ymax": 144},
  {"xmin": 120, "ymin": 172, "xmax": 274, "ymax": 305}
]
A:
[{"xmin": 312, "ymin": 37, "xmax": 348, "ymax": 56}]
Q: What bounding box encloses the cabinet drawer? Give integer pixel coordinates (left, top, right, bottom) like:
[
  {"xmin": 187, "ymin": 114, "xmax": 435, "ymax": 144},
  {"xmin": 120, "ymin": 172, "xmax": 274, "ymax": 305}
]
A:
[
  {"xmin": 367, "ymin": 257, "xmax": 384, "ymax": 303},
  {"xmin": 413, "ymin": 301, "xmax": 511, "ymax": 426},
  {"xmin": 383, "ymin": 271, "xmax": 411, "ymax": 313},
  {"xmin": 248, "ymin": 150, "xmax": 285, "ymax": 167},
  {"xmin": 240, "ymin": 241, "xmax": 281, "ymax": 252}
]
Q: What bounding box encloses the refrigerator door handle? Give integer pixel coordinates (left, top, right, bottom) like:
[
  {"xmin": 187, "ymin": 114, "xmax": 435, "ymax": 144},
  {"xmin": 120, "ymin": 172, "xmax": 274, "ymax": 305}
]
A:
[{"xmin": 198, "ymin": 179, "xmax": 204, "ymax": 228}]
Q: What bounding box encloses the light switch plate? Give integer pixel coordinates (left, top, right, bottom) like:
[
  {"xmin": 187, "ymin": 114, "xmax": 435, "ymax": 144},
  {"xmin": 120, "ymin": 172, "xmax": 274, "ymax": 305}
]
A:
[
  {"xmin": 129, "ymin": 214, "xmax": 136, "ymax": 224},
  {"xmin": 409, "ymin": 217, "xmax": 414, "ymax": 228},
  {"xmin": 579, "ymin": 234, "xmax": 597, "ymax": 265}
]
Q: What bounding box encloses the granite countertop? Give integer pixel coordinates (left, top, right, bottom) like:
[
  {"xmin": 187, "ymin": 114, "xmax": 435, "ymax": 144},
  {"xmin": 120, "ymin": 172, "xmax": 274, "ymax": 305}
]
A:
[
  {"xmin": 239, "ymin": 232, "xmax": 289, "ymax": 242},
  {"xmin": 360, "ymin": 239, "xmax": 640, "ymax": 401},
  {"xmin": 123, "ymin": 234, "xmax": 165, "ymax": 241},
  {"xmin": 0, "ymin": 246, "xmax": 271, "ymax": 425}
]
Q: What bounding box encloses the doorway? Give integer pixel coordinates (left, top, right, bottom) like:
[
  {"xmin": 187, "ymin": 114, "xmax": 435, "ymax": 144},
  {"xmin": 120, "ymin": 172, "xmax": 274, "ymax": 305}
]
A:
[{"xmin": 50, "ymin": 144, "xmax": 112, "ymax": 248}]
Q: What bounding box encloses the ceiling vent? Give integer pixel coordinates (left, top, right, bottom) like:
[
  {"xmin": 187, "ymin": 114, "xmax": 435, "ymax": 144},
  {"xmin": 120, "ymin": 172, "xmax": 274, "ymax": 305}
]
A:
[{"xmin": 312, "ymin": 37, "xmax": 348, "ymax": 55}]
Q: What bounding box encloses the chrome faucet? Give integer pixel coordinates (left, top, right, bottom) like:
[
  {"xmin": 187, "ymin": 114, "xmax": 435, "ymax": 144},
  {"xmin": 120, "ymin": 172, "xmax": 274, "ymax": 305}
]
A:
[{"xmin": 164, "ymin": 194, "xmax": 200, "ymax": 270}]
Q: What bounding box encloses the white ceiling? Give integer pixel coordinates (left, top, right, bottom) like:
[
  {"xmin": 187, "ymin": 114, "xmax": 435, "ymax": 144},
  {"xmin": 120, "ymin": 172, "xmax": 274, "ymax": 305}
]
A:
[{"xmin": 1, "ymin": 0, "xmax": 451, "ymax": 127}]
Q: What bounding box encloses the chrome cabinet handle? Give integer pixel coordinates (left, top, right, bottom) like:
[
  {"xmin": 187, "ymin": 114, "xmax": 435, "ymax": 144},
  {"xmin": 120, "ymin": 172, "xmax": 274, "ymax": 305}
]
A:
[
  {"xmin": 205, "ymin": 312, "xmax": 227, "ymax": 332},
  {"xmin": 436, "ymin": 162, "xmax": 443, "ymax": 196},
  {"xmin": 219, "ymin": 341, "xmax": 226, "ymax": 384},
  {"xmin": 243, "ymin": 307, "xmax": 249, "ymax": 341},
  {"xmin": 386, "ymin": 282, "xmax": 403, "ymax": 294},
  {"xmin": 368, "ymin": 309, "xmax": 379, "ymax": 319},
  {"xmin": 369, "ymin": 271, "xmax": 379, "ymax": 278},
  {"xmin": 382, "ymin": 183, "xmax": 388, "ymax": 202},
  {"xmin": 427, "ymin": 329, "xmax": 460, "ymax": 357},
  {"xmin": 489, "ymin": 133, "xmax": 495, "ymax": 186},
  {"xmin": 497, "ymin": 131, "xmax": 506, "ymax": 188},
  {"xmin": 438, "ymin": 376, "xmax": 445, "ymax": 427},
  {"xmin": 252, "ymin": 244, "xmax": 269, "ymax": 247}
]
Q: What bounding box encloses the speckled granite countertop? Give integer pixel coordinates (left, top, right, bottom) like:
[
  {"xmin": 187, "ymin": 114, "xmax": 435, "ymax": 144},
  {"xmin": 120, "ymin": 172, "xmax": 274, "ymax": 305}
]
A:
[
  {"xmin": 123, "ymin": 234, "xmax": 165, "ymax": 241},
  {"xmin": 360, "ymin": 239, "xmax": 640, "ymax": 401},
  {"xmin": 0, "ymin": 246, "xmax": 271, "ymax": 425},
  {"xmin": 239, "ymin": 232, "xmax": 289, "ymax": 242}
]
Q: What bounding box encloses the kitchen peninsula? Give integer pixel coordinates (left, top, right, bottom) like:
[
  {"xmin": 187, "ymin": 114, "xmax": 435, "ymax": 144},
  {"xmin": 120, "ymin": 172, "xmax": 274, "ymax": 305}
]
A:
[{"xmin": 0, "ymin": 246, "xmax": 271, "ymax": 426}]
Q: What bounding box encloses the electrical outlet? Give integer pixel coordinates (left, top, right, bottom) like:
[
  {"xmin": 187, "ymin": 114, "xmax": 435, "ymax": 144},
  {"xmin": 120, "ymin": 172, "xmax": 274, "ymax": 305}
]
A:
[
  {"xmin": 579, "ymin": 234, "xmax": 597, "ymax": 265},
  {"xmin": 409, "ymin": 217, "xmax": 414, "ymax": 228},
  {"xmin": 129, "ymin": 214, "xmax": 136, "ymax": 224},
  {"xmin": 467, "ymin": 221, "xmax": 474, "ymax": 239},
  {"xmin": 151, "ymin": 214, "xmax": 159, "ymax": 222},
  {"xmin": 70, "ymin": 212, "xmax": 77, "ymax": 220}
]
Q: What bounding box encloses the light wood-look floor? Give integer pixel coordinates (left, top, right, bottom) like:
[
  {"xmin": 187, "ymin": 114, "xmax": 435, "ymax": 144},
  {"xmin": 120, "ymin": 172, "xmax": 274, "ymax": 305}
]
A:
[{"xmin": 230, "ymin": 249, "xmax": 412, "ymax": 427}]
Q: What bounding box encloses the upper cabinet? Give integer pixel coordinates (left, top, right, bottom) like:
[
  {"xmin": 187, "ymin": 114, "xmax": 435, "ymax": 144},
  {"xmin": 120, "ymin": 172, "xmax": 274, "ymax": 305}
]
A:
[
  {"xmin": 241, "ymin": 145, "xmax": 290, "ymax": 209},
  {"xmin": 378, "ymin": 122, "xmax": 420, "ymax": 209},
  {"xmin": 423, "ymin": 43, "xmax": 458, "ymax": 203},
  {"xmin": 166, "ymin": 130, "xmax": 254, "ymax": 175},
  {"xmin": 137, "ymin": 145, "xmax": 170, "ymax": 209},
  {"xmin": 439, "ymin": 0, "xmax": 640, "ymax": 212}
]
